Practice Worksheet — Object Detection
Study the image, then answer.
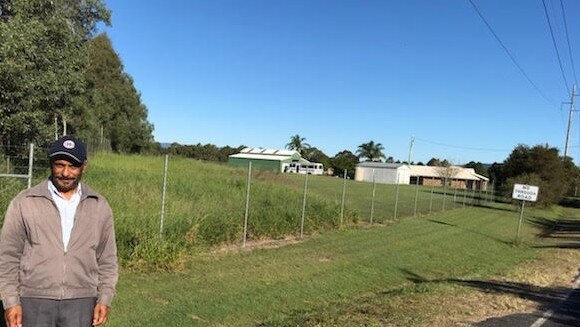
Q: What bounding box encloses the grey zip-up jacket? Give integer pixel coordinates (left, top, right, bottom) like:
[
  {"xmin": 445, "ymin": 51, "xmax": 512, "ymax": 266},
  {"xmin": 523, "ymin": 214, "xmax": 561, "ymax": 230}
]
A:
[{"xmin": 0, "ymin": 180, "xmax": 118, "ymax": 309}]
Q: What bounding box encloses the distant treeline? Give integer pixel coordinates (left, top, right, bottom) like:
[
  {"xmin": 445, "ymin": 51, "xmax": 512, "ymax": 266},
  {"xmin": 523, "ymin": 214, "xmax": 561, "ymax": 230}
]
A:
[{"xmin": 150, "ymin": 143, "xmax": 246, "ymax": 163}]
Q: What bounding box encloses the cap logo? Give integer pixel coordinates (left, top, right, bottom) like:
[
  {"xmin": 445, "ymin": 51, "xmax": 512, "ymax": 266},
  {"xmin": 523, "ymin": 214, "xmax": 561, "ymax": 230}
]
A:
[{"xmin": 63, "ymin": 140, "xmax": 76, "ymax": 149}]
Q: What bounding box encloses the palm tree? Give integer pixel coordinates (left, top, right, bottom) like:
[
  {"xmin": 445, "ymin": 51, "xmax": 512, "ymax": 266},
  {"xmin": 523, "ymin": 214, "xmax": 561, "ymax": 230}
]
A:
[
  {"xmin": 286, "ymin": 134, "xmax": 310, "ymax": 155},
  {"xmin": 356, "ymin": 140, "xmax": 386, "ymax": 162}
]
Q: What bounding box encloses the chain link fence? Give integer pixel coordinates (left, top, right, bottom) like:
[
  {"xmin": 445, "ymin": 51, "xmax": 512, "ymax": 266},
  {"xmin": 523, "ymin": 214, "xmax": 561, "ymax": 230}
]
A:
[{"xmin": 0, "ymin": 145, "xmax": 511, "ymax": 264}]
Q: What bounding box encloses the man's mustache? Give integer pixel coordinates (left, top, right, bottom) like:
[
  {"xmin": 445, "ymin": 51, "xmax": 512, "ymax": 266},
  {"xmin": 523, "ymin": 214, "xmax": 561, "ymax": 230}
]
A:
[{"xmin": 54, "ymin": 176, "xmax": 78, "ymax": 181}]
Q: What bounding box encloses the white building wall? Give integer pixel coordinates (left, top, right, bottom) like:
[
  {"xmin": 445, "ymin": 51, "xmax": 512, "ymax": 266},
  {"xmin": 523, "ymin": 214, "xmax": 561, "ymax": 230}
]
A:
[
  {"xmin": 355, "ymin": 166, "xmax": 411, "ymax": 184},
  {"xmin": 397, "ymin": 168, "xmax": 411, "ymax": 184}
]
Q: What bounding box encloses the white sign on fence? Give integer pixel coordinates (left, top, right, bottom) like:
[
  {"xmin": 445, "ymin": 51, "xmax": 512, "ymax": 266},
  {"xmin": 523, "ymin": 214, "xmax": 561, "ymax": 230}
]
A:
[{"xmin": 512, "ymin": 184, "xmax": 539, "ymax": 202}]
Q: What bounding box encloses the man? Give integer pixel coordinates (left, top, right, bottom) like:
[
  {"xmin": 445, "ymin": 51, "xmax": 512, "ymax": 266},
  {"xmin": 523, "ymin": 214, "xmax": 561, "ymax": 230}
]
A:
[{"xmin": 0, "ymin": 135, "xmax": 118, "ymax": 327}]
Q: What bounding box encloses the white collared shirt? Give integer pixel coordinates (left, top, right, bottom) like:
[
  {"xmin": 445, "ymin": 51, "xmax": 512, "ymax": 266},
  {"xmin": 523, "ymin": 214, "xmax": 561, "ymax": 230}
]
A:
[{"xmin": 48, "ymin": 180, "xmax": 82, "ymax": 252}]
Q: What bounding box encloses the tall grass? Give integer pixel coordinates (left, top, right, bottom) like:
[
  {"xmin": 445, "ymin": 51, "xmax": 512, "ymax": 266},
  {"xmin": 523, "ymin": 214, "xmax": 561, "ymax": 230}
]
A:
[
  {"xmin": 84, "ymin": 154, "xmax": 345, "ymax": 269},
  {"xmin": 0, "ymin": 153, "xmax": 501, "ymax": 270}
]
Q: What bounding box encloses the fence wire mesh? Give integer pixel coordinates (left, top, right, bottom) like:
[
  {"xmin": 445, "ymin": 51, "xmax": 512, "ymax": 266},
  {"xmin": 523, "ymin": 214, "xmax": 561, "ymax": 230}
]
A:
[{"xmin": 0, "ymin": 146, "xmax": 512, "ymax": 266}]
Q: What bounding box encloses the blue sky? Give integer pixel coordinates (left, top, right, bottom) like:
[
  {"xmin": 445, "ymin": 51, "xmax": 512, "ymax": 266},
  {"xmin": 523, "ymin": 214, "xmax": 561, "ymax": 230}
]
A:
[{"xmin": 102, "ymin": 0, "xmax": 580, "ymax": 165}]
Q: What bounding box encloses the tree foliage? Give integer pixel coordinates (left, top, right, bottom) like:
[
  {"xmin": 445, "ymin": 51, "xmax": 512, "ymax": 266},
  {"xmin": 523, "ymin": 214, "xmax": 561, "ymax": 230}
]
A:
[
  {"xmin": 302, "ymin": 147, "xmax": 330, "ymax": 169},
  {"xmin": 356, "ymin": 141, "xmax": 385, "ymax": 162},
  {"xmin": 72, "ymin": 33, "xmax": 154, "ymax": 153},
  {"xmin": 0, "ymin": 1, "xmax": 154, "ymax": 156},
  {"xmin": 426, "ymin": 158, "xmax": 450, "ymax": 167},
  {"xmin": 498, "ymin": 144, "xmax": 578, "ymax": 206},
  {"xmin": 0, "ymin": 0, "xmax": 111, "ymax": 150},
  {"xmin": 487, "ymin": 162, "xmax": 504, "ymax": 185},
  {"xmin": 330, "ymin": 150, "xmax": 358, "ymax": 178},
  {"xmin": 464, "ymin": 161, "xmax": 489, "ymax": 177},
  {"xmin": 285, "ymin": 134, "xmax": 310, "ymax": 156},
  {"xmin": 167, "ymin": 143, "xmax": 245, "ymax": 162},
  {"xmin": 436, "ymin": 165, "xmax": 459, "ymax": 186}
]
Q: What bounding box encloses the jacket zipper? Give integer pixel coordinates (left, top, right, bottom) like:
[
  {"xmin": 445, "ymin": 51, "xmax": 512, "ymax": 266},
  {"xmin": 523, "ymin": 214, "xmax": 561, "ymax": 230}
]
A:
[
  {"xmin": 62, "ymin": 251, "xmax": 66, "ymax": 299},
  {"xmin": 49, "ymin": 197, "xmax": 67, "ymax": 300}
]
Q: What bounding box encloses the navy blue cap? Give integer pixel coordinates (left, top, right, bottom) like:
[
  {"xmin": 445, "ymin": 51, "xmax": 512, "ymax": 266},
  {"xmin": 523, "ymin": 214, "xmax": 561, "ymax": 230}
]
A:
[{"xmin": 48, "ymin": 135, "xmax": 87, "ymax": 166}]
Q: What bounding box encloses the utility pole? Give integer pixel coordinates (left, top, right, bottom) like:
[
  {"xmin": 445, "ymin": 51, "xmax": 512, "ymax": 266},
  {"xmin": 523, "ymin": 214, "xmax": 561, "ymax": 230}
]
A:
[
  {"xmin": 408, "ymin": 136, "xmax": 414, "ymax": 166},
  {"xmin": 564, "ymin": 85, "xmax": 576, "ymax": 158}
]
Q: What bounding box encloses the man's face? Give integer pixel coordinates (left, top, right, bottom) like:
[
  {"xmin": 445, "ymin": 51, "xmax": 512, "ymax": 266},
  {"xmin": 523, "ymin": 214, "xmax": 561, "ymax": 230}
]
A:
[{"xmin": 50, "ymin": 159, "xmax": 86, "ymax": 193}]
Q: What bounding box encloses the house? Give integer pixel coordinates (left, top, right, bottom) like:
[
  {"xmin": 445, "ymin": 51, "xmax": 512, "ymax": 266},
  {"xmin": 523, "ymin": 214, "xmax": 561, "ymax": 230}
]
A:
[
  {"xmin": 354, "ymin": 163, "xmax": 489, "ymax": 190},
  {"xmin": 228, "ymin": 147, "xmax": 323, "ymax": 174},
  {"xmin": 409, "ymin": 165, "xmax": 489, "ymax": 190}
]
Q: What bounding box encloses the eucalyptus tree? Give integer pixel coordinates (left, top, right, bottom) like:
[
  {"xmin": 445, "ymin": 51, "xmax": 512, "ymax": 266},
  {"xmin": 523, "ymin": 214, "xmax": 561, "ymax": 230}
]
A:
[
  {"xmin": 73, "ymin": 33, "xmax": 153, "ymax": 153},
  {"xmin": 356, "ymin": 141, "xmax": 386, "ymax": 162},
  {"xmin": 0, "ymin": 0, "xmax": 111, "ymax": 152}
]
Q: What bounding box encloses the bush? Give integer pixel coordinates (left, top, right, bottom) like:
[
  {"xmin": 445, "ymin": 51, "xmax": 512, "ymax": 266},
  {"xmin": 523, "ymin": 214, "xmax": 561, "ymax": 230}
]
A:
[{"xmin": 499, "ymin": 144, "xmax": 572, "ymax": 207}]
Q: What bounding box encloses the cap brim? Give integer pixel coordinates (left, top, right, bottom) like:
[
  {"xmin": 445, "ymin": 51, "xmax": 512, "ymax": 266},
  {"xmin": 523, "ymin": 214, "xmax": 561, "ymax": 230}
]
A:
[{"xmin": 49, "ymin": 152, "xmax": 84, "ymax": 166}]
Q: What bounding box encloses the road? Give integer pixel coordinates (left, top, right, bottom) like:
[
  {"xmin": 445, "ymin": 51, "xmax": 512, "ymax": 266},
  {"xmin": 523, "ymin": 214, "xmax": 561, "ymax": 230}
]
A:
[
  {"xmin": 534, "ymin": 287, "xmax": 580, "ymax": 327},
  {"xmin": 474, "ymin": 275, "xmax": 580, "ymax": 327}
]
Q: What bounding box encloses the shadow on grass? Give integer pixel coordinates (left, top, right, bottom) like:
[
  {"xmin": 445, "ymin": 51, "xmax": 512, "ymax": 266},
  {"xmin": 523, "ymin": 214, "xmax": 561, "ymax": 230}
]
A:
[
  {"xmin": 426, "ymin": 219, "xmax": 456, "ymax": 227},
  {"xmin": 527, "ymin": 216, "xmax": 580, "ymax": 249},
  {"xmin": 472, "ymin": 202, "xmax": 517, "ymax": 212},
  {"xmin": 426, "ymin": 219, "xmax": 512, "ymax": 246},
  {"xmin": 560, "ymin": 197, "xmax": 580, "ymax": 209},
  {"xmin": 400, "ymin": 268, "xmax": 580, "ymax": 327}
]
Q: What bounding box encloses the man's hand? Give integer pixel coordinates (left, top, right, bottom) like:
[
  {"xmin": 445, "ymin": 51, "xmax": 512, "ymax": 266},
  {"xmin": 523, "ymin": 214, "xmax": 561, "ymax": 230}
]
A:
[
  {"xmin": 92, "ymin": 304, "xmax": 110, "ymax": 326},
  {"xmin": 4, "ymin": 305, "xmax": 22, "ymax": 327}
]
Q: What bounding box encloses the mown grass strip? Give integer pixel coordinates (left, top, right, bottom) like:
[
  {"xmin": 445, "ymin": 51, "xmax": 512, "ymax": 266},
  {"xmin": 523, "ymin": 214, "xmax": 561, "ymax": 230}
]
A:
[{"xmin": 107, "ymin": 204, "xmax": 574, "ymax": 326}]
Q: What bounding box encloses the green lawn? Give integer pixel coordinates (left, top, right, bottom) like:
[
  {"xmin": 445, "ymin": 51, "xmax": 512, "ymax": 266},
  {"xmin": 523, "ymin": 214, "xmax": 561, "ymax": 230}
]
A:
[
  {"xmin": 108, "ymin": 203, "xmax": 574, "ymax": 326},
  {"xmin": 1, "ymin": 153, "xmax": 573, "ymax": 326},
  {"xmin": 284, "ymin": 173, "xmax": 494, "ymax": 223}
]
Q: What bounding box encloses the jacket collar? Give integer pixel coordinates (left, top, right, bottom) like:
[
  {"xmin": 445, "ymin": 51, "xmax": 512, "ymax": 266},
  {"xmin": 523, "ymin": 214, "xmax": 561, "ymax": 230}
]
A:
[{"xmin": 27, "ymin": 179, "xmax": 100, "ymax": 201}]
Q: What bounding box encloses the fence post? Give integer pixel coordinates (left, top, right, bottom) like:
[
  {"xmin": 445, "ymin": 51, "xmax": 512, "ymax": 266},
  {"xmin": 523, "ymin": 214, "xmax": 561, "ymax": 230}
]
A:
[
  {"xmin": 485, "ymin": 184, "xmax": 490, "ymax": 203},
  {"xmin": 27, "ymin": 143, "xmax": 34, "ymax": 189},
  {"xmin": 413, "ymin": 177, "xmax": 419, "ymax": 216},
  {"xmin": 370, "ymin": 169, "xmax": 376, "ymax": 224},
  {"xmin": 300, "ymin": 172, "xmax": 309, "ymax": 238},
  {"xmin": 340, "ymin": 170, "xmax": 347, "ymax": 227},
  {"xmin": 159, "ymin": 154, "xmax": 169, "ymax": 238},
  {"xmin": 442, "ymin": 179, "xmax": 447, "ymax": 211},
  {"xmin": 243, "ymin": 161, "xmax": 252, "ymax": 247},
  {"xmin": 429, "ymin": 177, "xmax": 435, "ymax": 214},
  {"xmin": 453, "ymin": 187, "xmax": 457, "ymax": 208},
  {"xmin": 393, "ymin": 179, "xmax": 400, "ymax": 220},
  {"xmin": 514, "ymin": 200, "xmax": 526, "ymax": 244},
  {"xmin": 471, "ymin": 187, "xmax": 476, "ymax": 206}
]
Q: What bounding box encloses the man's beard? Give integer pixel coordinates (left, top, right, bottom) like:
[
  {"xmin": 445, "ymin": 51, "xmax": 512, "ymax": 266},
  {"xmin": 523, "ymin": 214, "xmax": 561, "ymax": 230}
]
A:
[{"xmin": 51, "ymin": 173, "xmax": 82, "ymax": 193}]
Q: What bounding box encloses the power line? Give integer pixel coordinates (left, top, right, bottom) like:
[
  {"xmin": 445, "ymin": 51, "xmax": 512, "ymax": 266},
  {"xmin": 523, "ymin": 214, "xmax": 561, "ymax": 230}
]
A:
[
  {"xmin": 467, "ymin": 0, "xmax": 557, "ymax": 109},
  {"xmin": 542, "ymin": 0, "xmax": 571, "ymax": 95},
  {"xmin": 559, "ymin": 0, "xmax": 579, "ymax": 87},
  {"xmin": 414, "ymin": 137, "xmax": 511, "ymax": 152}
]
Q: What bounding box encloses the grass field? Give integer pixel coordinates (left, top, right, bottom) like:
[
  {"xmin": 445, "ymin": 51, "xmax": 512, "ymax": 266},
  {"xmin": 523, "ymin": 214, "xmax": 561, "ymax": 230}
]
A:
[
  {"xmin": 0, "ymin": 153, "xmax": 499, "ymax": 269},
  {"xmin": 283, "ymin": 173, "xmax": 495, "ymax": 223},
  {"xmin": 1, "ymin": 153, "xmax": 577, "ymax": 326},
  {"xmin": 107, "ymin": 203, "xmax": 577, "ymax": 326}
]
